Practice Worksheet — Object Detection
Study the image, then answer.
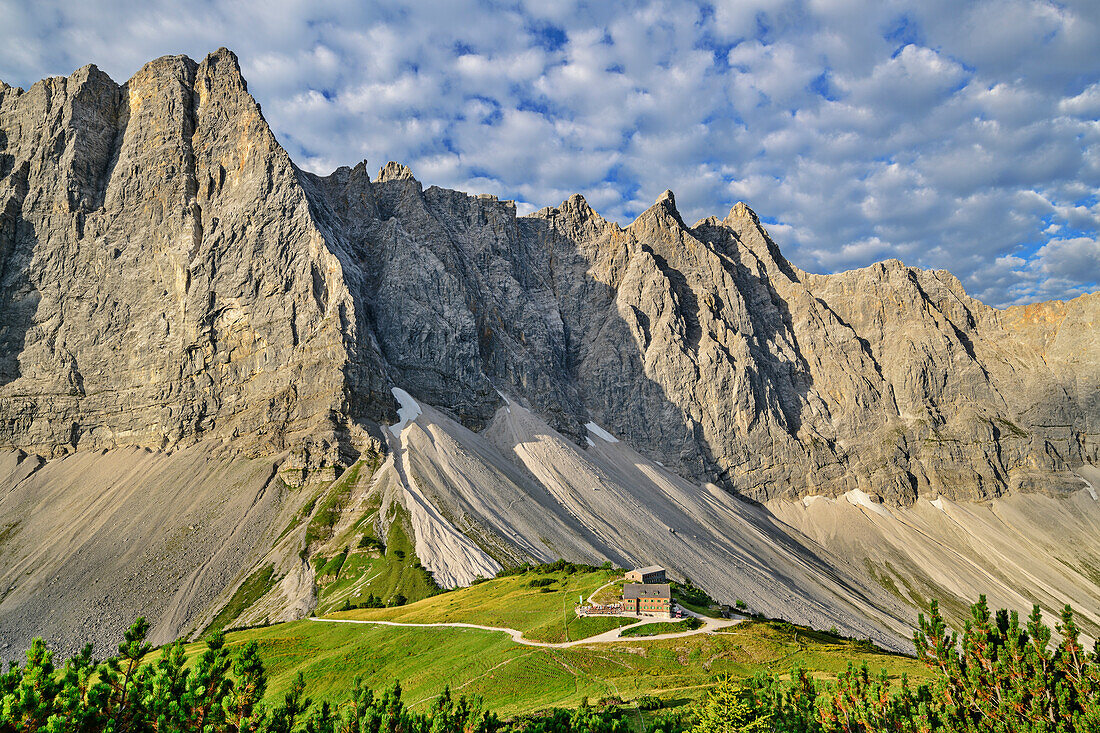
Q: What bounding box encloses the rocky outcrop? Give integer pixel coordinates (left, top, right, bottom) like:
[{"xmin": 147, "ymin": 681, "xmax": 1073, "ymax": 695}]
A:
[{"xmin": 1, "ymin": 49, "xmax": 1096, "ymax": 504}]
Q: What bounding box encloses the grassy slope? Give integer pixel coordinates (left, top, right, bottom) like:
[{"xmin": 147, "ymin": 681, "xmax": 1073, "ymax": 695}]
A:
[
  {"xmin": 620, "ymin": 618, "xmax": 702, "ymax": 637},
  {"xmin": 564, "ymin": 615, "xmax": 640, "ymax": 639},
  {"xmin": 670, "ymin": 582, "xmax": 725, "ymax": 618},
  {"xmin": 301, "ymin": 455, "xmax": 440, "ymax": 615},
  {"xmin": 328, "ymin": 568, "xmax": 619, "ymax": 643},
  {"xmin": 162, "ymin": 570, "xmax": 926, "ymax": 717},
  {"xmin": 196, "ymin": 613, "xmax": 923, "ymax": 718},
  {"xmin": 314, "ymin": 504, "xmax": 439, "ymax": 614},
  {"xmin": 204, "ymin": 564, "xmax": 277, "ymax": 635},
  {"xmin": 589, "ymin": 579, "xmax": 625, "ymax": 605},
  {"xmin": 305, "ymin": 456, "xmax": 378, "ymax": 547},
  {"xmin": 204, "ymin": 454, "xmax": 439, "ymax": 632}
]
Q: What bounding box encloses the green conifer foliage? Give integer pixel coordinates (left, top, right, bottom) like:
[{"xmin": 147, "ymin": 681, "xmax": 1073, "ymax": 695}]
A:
[
  {"xmin": 2, "ymin": 596, "xmax": 1099, "ymax": 733},
  {"xmin": 691, "ymin": 677, "xmax": 769, "ymax": 733}
]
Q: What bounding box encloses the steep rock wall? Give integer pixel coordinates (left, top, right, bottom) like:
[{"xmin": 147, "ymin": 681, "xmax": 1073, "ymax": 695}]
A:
[
  {"xmin": 0, "ymin": 50, "xmax": 384, "ymax": 476},
  {"xmin": 2, "ymin": 49, "xmax": 1094, "ymax": 502}
]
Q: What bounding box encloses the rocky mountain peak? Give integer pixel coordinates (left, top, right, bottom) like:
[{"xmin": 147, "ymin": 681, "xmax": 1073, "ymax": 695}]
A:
[
  {"xmin": 71, "ymin": 63, "xmax": 107, "ymax": 83},
  {"xmin": 725, "ymin": 200, "xmax": 759, "ymax": 225},
  {"xmin": 558, "ymin": 193, "xmax": 604, "ymax": 223},
  {"xmin": 322, "ymin": 160, "xmax": 372, "ymax": 184},
  {"xmin": 530, "ymin": 192, "xmax": 612, "ymax": 242},
  {"xmin": 631, "ymin": 188, "xmax": 688, "ymax": 232},
  {"xmin": 563, "ymin": 191, "xmax": 591, "ymax": 210},
  {"xmin": 0, "ymin": 47, "xmax": 363, "ymax": 472},
  {"xmin": 195, "ymin": 48, "xmax": 250, "ymax": 98},
  {"xmin": 207, "ymin": 46, "xmax": 242, "ymax": 69},
  {"xmin": 128, "ymin": 53, "xmax": 197, "ymax": 89},
  {"xmin": 376, "ymin": 161, "xmax": 416, "ymax": 182}
]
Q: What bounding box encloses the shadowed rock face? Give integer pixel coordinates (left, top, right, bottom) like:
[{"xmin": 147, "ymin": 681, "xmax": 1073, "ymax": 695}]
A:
[
  {"xmin": 305, "ymin": 167, "xmax": 1098, "ymax": 506},
  {"xmin": 1, "ymin": 50, "xmax": 1096, "ymax": 505}
]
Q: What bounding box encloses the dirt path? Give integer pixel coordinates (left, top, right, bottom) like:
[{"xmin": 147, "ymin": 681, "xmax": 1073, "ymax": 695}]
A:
[
  {"xmin": 310, "ymin": 612, "xmax": 742, "ymax": 647},
  {"xmin": 585, "ymin": 579, "xmax": 618, "ymax": 604}
]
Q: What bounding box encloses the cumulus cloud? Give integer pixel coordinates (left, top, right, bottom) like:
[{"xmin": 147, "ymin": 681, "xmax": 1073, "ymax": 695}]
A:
[
  {"xmin": 0, "ymin": 0, "xmax": 1097, "ymax": 306},
  {"xmin": 975, "ymin": 237, "xmax": 1099, "ymax": 304},
  {"xmin": 1034, "ymin": 237, "xmax": 1100, "ymax": 281}
]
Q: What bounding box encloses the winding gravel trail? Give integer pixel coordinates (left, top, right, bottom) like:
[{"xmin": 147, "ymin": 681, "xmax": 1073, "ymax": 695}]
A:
[{"xmin": 310, "ymin": 612, "xmax": 741, "ymax": 647}]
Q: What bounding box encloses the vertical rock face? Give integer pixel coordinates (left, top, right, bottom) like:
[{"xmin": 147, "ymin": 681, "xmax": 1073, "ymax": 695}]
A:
[
  {"xmin": 0, "ymin": 50, "xmax": 384, "ymax": 474},
  {"xmin": 303, "ymin": 166, "xmax": 581, "ymax": 433},
  {"xmin": 298, "ymin": 153, "xmax": 1098, "ymax": 504},
  {"xmin": 0, "ymin": 49, "xmax": 1097, "ymax": 504},
  {"xmin": 506, "ymin": 189, "xmax": 1094, "ymax": 505},
  {"xmin": 999, "ymin": 294, "xmax": 1100, "ymax": 461}
]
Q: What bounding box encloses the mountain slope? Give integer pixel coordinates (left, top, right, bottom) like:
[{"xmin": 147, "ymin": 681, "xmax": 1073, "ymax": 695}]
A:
[{"xmin": 1, "ymin": 50, "xmax": 1097, "ymax": 657}]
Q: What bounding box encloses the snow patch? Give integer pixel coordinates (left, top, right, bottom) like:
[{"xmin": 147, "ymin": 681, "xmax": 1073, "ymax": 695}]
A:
[
  {"xmin": 801, "ymin": 495, "xmax": 830, "ymax": 507},
  {"xmin": 930, "ymin": 498, "xmax": 946, "ymax": 512},
  {"xmin": 389, "ymin": 388, "xmax": 422, "ymax": 437},
  {"xmin": 844, "ymin": 489, "xmax": 890, "ymax": 516},
  {"xmin": 585, "ymin": 437, "xmax": 595, "ymax": 447},
  {"xmin": 585, "ymin": 421, "xmax": 620, "ymax": 443},
  {"xmin": 655, "ymin": 460, "xmax": 664, "ymax": 467}
]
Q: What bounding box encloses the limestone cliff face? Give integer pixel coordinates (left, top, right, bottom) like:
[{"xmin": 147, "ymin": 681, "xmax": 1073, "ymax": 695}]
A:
[
  {"xmin": 0, "ymin": 50, "xmax": 386, "ymax": 477},
  {"xmin": 517, "ymin": 194, "xmax": 1096, "ymax": 504},
  {"xmin": 999, "ymin": 294, "xmax": 1099, "ymax": 460},
  {"xmin": 0, "ymin": 50, "xmax": 1096, "ymax": 504}
]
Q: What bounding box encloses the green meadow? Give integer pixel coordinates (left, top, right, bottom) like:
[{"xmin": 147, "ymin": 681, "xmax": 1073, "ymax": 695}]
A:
[
  {"xmin": 162, "ymin": 567, "xmax": 926, "ymax": 718},
  {"xmin": 328, "ymin": 567, "xmax": 623, "ymax": 642},
  {"xmin": 196, "ymin": 616, "xmax": 920, "ymax": 718}
]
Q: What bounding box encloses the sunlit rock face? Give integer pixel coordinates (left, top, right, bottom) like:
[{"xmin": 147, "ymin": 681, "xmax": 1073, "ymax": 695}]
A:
[
  {"xmin": 0, "ymin": 47, "xmax": 1096, "ymax": 501},
  {"xmin": 0, "ymin": 50, "xmax": 389, "ymax": 478}
]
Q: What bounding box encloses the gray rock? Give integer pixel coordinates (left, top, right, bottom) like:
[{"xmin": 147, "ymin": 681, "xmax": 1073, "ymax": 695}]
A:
[
  {"xmin": 2, "ymin": 50, "xmax": 1097, "ymax": 507},
  {"xmin": 0, "ymin": 50, "xmax": 387, "ymax": 480}
]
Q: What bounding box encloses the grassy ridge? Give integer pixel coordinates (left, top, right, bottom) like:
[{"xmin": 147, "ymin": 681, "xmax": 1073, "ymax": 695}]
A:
[
  {"xmin": 304, "ymin": 455, "xmax": 440, "ymax": 614},
  {"xmin": 314, "ymin": 504, "xmax": 439, "ymax": 614},
  {"xmin": 620, "ymin": 617, "xmax": 702, "ymax": 637},
  {"xmin": 329, "ymin": 568, "xmax": 620, "ymax": 642},
  {"xmin": 305, "ymin": 456, "xmax": 378, "ymax": 547},
  {"xmin": 198, "ymin": 615, "xmax": 923, "ymax": 717},
  {"xmin": 161, "ymin": 568, "xmax": 926, "ymax": 718},
  {"xmin": 564, "ymin": 615, "xmax": 640, "ymax": 640},
  {"xmin": 203, "ymin": 564, "xmax": 277, "ymax": 635}
]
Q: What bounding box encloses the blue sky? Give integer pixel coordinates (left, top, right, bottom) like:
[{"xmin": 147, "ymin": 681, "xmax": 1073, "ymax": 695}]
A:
[{"xmin": 1, "ymin": 0, "xmax": 1098, "ymax": 307}]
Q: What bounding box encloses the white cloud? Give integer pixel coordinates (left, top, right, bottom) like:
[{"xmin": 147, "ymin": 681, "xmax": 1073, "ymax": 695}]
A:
[
  {"xmin": 1034, "ymin": 237, "xmax": 1100, "ymax": 281},
  {"xmin": 0, "ymin": 0, "xmax": 1097, "ymax": 306},
  {"xmin": 1060, "ymin": 82, "xmax": 1100, "ymax": 117},
  {"xmin": 727, "ymin": 41, "xmax": 821, "ymax": 109},
  {"xmin": 838, "ymin": 45, "xmax": 967, "ymax": 116}
]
